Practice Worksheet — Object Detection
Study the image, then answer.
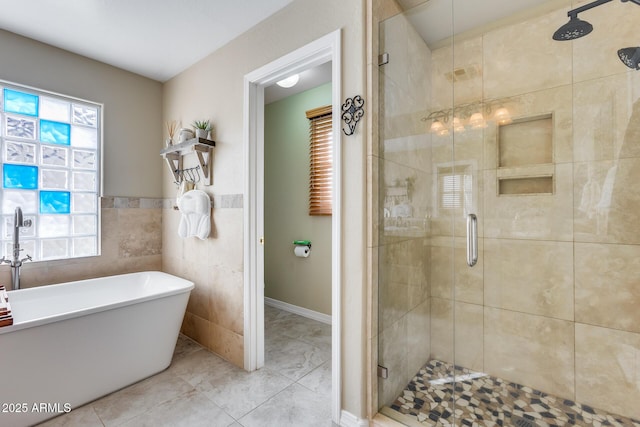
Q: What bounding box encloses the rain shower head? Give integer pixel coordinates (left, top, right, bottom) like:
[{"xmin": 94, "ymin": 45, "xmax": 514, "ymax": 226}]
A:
[
  {"xmin": 618, "ymin": 47, "xmax": 640, "ymax": 69},
  {"xmin": 552, "ymin": 0, "xmax": 614, "ymax": 41},
  {"xmin": 552, "ymin": 15, "xmax": 593, "ymax": 40},
  {"xmin": 552, "ymin": 0, "xmax": 640, "ymax": 70},
  {"xmin": 553, "ymin": 0, "xmax": 640, "ymax": 41}
]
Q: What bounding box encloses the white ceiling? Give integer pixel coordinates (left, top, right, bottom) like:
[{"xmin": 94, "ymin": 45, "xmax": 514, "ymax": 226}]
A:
[
  {"xmin": 0, "ymin": 0, "xmax": 295, "ymax": 82},
  {"xmin": 404, "ymin": 0, "xmax": 560, "ymax": 48},
  {"xmin": 0, "ymin": 0, "xmax": 565, "ymax": 83}
]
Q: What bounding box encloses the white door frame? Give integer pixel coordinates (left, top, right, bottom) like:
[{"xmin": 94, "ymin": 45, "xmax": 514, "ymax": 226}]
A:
[{"xmin": 242, "ymin": 29, "xmax": 342, "ymax": 423}]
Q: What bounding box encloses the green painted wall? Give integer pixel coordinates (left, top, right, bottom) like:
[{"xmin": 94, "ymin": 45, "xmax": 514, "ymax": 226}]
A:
[{"xmin": 264, "ymin": 82, "xmax": 332, "ymax": 315}]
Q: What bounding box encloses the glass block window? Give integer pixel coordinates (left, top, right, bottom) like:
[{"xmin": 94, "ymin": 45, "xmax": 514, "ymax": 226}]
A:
[{"xmin": 0, "ymin": 81, "xmax": 101, "ymax": 261}]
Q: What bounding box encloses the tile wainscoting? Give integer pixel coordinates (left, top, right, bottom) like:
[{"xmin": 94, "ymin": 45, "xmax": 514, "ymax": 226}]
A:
[
  {"xmin": 0, "ymin": 195, "xmax": 163, "ymax": 289},
  {"xmin": 162, "ymin": 192, "xmax": 245, "ymax": 368}
]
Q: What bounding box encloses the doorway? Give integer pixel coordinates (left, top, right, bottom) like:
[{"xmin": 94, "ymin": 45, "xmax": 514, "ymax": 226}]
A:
[{"xmin": 243, "ymin": 30, "xmax": 342, "ymax": 423}]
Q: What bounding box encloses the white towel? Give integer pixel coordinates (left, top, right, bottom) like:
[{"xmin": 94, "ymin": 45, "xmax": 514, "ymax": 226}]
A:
[{"xmin": 177, "ymin": 190, "xmax": 211, "ymax": 240}]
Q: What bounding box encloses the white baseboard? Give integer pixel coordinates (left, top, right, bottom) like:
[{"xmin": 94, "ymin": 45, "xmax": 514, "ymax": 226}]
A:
[
  {"xmin": 340, "ymin": 410, "xmax": 369, "ymax": 427},
  {"xmin": 264, "ymin": 297, "xmax": 331, "ymax": 325}
]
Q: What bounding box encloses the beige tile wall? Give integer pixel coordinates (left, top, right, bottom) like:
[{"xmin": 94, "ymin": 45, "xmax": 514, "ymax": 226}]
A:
[
  {"xmin": 484, "ymin": 307, "xmax": 575, "ymax": 397},
  {"xmin": 1, "ymin": 192, "xmax": 244, "ymax": 368},
  {"xmin": 2, "ymin": 196, "xmax": 163, "ymax": 289},
  {"xmin": 575, "ymin": 242, "xmax": 640, "ymax": 334},
  {"xmin": 483, "ymin": 238, "xmax": 574, "ymax": 320},
  {"xmin": 163, "ymin": 202, "xmax": 245, "ymax": 368},
  {"xmin": 375, "ymin": 0, "xmax": 640, "ymax": 421},
  {"xmin": 428, "ymin": 3, "xmax": 640, "ymax": 420},
  {"xmin": 575, "ymin": 323, "xmax": 640, "ymax": 420}
]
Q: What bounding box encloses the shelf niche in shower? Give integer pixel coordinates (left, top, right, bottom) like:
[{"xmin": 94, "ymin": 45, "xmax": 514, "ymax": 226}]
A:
[
  {"xmin": 497, "ymin": 113, "xmax": 554, "ymax": 196},
  {"xmin": 498, "ymin": 175, "xmax": 553, "ymax": 195}
]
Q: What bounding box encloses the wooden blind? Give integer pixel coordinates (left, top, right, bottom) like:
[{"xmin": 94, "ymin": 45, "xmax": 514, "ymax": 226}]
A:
[{"xmin": 306, "ymin": 105, "xmax": 333, "ymax": 216}]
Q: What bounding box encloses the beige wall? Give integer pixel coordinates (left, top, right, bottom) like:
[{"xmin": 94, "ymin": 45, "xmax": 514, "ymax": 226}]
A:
[
  {"xmin": 0, "ymin": 30, "xmax": 163, "ymax": 288},
  {"xmin": 374, "ymin": 0, "xmax": 640, "ymax": 421},
  {"xmin": 0, "ymin": 30, "xmax": 164, "ymax": 198},
  {"xmin": 264, "ymin": 83, "xmax": 333, "ymax": 315},
  {"xmin": 162, "ymin": 0, "xmax": 367, "ymax": 417}
]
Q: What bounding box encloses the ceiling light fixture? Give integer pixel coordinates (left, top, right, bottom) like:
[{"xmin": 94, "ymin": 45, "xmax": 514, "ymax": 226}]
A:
[{"xmin": 276, "ymin": 74, "xmax": 299, "ymax": 88}]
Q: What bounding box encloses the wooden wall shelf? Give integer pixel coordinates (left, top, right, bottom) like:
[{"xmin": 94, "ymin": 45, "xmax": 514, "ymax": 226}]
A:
[{"xmin": 160, "ymin": 138, "xmax": 215, "ymax": 185}]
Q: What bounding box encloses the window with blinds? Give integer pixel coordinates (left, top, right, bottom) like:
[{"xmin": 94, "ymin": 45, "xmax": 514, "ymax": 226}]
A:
[
  {"xmin": 438, "ymin": 165, "xmax": 472, "ymax": 211},
  {"xmin": 306, "ymin": 105, "xmax": 332, "ymax": 216}
]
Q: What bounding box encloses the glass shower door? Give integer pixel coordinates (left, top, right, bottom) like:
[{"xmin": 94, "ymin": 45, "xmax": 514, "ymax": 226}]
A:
[
  {"xmin": 378, "ymin": 0, "xmax": 640, "ymax": 426},
  {"xmin": 377, "ymin": 0, "xmax": 458, "ymax": 424},
  {"xmin": 427, "ymin": 1, "xmax": 485, "ymax": 420}
]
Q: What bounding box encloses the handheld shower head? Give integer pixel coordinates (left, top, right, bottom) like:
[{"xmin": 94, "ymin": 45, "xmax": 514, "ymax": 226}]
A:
[{"xmin": 553, "ymin": 15, "xmax": 593, "ymax": 40}]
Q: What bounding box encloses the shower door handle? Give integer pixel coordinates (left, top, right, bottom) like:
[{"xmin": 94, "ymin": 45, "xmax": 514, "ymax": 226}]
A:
[{"xmin": 466, "ymin": 213, "xmax": 478, "ymax": 267}]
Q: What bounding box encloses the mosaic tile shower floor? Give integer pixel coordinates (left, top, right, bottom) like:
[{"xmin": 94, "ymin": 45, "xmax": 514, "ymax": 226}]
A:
[{"xmin": 385, "ymin": 360, "xmax": 640, "ymax": 427}]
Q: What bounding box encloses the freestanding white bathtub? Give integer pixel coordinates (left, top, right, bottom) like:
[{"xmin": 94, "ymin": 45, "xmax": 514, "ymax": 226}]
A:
[{"xmin": 0, "ymin": 271, "xmax": 194, "ymax": 427}]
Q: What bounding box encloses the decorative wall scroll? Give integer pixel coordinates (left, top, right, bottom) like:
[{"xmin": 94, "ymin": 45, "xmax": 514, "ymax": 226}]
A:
[{"xmin": 341, "ymin": 95, "xmax": 364, "ymax": 136}]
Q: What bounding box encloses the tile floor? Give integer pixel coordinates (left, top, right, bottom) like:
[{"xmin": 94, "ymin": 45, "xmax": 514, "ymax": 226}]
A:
[
  {"xmin": 39, "ymin": 305, "xmax": 334, "ymax": 427},
  {"xmin": 385, "ymin": 359, "xmax": 640, "ymax": 427}
]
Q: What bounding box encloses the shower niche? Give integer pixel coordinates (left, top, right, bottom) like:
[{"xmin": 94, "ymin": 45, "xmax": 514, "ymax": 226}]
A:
[{"xmin": 497, "ymin": 113, "xmax": 554, "ymax": 196}]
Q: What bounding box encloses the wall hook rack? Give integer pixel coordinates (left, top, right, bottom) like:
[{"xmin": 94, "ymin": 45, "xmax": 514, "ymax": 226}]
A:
[
  {"xmin": 173, "ymin": 165, "xmax": 201, "ymax": 185},
  {"xmin": 341, "ymin": 95, "xmax": 365, "ymax": 136}
]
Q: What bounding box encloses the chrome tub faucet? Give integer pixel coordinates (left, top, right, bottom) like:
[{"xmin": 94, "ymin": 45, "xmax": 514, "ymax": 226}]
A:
[{"xmin": 1, "ymin": 207, "xmax": 33, "ymax": 290}]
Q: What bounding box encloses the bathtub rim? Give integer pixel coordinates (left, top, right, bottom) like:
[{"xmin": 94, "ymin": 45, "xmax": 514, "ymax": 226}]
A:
[{"xmin": 0, "ymin": 271, "xmax": 194, "ymax": 335}]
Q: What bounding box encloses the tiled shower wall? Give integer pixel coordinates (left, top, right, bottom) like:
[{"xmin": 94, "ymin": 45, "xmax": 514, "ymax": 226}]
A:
[
  {"xmin": 0, "ymin": 196, "xmax": 162, "ymax": 288},
  {"xmin": 377, "ymin": 0, "xmax": 640, "ymax": 421}
]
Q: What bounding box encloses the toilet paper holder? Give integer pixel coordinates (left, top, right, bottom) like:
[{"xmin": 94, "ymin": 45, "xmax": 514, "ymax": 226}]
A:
[{"xmin": 293, "ymin": 240, "xmax": 312, "ymax": 249}]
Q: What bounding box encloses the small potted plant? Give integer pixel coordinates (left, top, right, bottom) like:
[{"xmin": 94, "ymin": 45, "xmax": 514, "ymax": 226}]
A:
[{"xmin": 192, "ymin": 120, "xmax": 211, "ymax": 140}]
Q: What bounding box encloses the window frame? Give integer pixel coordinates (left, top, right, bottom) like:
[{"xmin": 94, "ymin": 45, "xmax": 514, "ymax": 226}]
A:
[{"xmin": 0, "ymin": 79, "xmax": 103, "ymax": 262}]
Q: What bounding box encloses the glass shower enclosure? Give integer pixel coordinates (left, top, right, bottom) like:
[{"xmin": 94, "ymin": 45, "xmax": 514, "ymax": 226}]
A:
[{"xmin": 376, "ymin": 0, "xmax": 640, "ymax": 425}]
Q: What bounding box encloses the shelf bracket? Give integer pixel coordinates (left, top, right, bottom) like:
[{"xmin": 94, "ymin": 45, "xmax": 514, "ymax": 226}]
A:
[
  {"xmin": 164, "ymin": 152, "xmax": 182, "ymax": 184},
  {"xmin": 193, "ymin": 144, "xmax": 213, "ymax": 186}
]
